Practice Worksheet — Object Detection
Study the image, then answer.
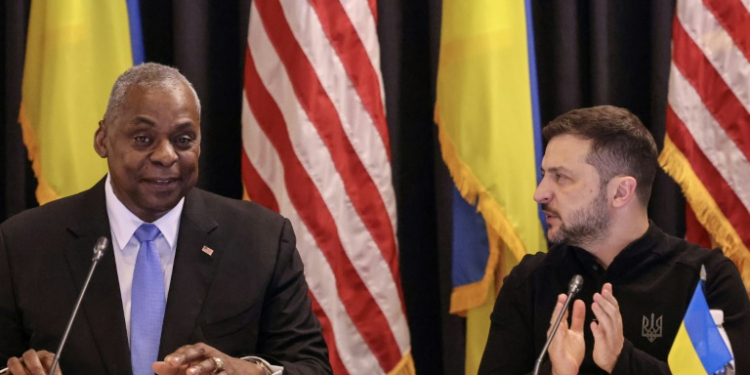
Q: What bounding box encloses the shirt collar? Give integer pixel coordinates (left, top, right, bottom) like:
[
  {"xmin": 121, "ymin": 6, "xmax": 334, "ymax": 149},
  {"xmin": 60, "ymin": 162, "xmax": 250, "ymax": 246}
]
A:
[
  {"xmin": 605, "ymin": 220, "xmax": 662, "ymax": 260},
  {"xmin": 104, "ymin": 174, "xmax": 184, "ymax": 251},
  {"xmin": 568, "ymin": 220, "xmax": 663, "ymax": 272}
]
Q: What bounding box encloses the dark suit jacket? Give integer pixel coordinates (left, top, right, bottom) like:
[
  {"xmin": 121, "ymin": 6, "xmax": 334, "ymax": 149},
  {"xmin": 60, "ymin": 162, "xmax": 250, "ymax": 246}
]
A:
[{"xmin": 0, "ymin": 179, "xmax": 331, "ymax": 374}]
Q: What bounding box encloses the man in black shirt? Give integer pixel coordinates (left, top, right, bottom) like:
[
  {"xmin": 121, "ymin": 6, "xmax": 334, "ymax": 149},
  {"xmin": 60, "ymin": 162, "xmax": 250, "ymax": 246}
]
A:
[{"xmin": 478, "ymin": 106, "xmax": 749, "ymax": 375}]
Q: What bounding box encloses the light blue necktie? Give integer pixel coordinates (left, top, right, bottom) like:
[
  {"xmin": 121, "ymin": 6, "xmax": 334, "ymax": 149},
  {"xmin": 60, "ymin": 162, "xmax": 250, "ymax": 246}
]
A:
[{"xmin": 130, "ymin": 224, "xmax": 165, "ymax": 375}]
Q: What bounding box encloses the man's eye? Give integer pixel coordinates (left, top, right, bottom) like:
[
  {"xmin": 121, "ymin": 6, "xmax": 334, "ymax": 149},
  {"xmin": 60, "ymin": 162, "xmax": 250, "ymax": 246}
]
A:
[
  {"xmin": 134, "ymin": 136, "xmax": 150, "ymax": 143},
  {"xmin": 176, "ymin": 136, "xmax": 192, "ymax": 144}
]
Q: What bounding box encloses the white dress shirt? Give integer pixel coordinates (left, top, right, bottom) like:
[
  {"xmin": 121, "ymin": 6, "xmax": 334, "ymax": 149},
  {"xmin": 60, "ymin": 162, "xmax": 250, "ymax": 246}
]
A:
[
  {"xmin": 103, "ymin": 176, "xmax": 281, "ymax": 375},
  {"xmin": 104, "ymin": 174, "xmax": 182, "ymax": 341}
]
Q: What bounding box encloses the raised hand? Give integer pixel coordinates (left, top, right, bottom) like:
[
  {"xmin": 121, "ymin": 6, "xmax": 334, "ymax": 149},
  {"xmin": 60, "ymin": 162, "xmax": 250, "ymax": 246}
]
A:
[
  {"xmin": 591, "ymin": 283, "xmax": 624, "ymax": 373},
  {"xmin": 547, "ymin": 294, "xmax": 586, "ymax": 375}
]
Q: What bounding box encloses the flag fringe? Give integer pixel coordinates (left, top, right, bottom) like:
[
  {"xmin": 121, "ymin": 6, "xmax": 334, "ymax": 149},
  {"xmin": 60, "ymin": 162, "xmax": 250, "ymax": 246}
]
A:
[
  {"xmin": 449, "ymin": 251, "xmax": 499, "ymax": 315},
  {"xmin": 659, "ymin": 135, "xmax": 750, "ymax": 292},
  {"xmin": 386, "ymin": 349, "xmax": 416, "ymax": 375},
  {"xmin": 435, "ymin": 108, "xmax": 530, "ymax": 313},
  {"xmin": 241, "ymin": 184, "xmax": 250, "ymax": 201},
  {"xmin": 450, "ymin": 223, "xmax": 511, "ymax": 315},
  {"xmin": 18, "ymin": 102, "xmax": 58, "ymax": 205}
]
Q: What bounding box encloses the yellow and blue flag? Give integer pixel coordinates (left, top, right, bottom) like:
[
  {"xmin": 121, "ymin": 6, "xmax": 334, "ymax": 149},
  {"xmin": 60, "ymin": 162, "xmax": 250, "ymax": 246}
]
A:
[
  {"xmin": 20, "ymin": 0, "xmax": 144, "ymax": 204},
  {"xmin": 434, "ymin": 0, "xmax": 546, "ymax": 373},
  {"xmin": 668, "ymin": 279, "xmax": 733, "ymax": 375}
]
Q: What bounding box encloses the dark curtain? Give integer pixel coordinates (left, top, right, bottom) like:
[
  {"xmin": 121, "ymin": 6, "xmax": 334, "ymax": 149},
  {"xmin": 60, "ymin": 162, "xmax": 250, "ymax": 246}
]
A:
[
  {"xmin": 532, "ymin": 0, "xmax": 684, "ymax": 235},
  {"xmin": 1, "ymin": 1, "xmax": 683, "ymax": 374},
  {"xmin": 2, "ymin": 1, "xmax": 36, "ymax": 219}
]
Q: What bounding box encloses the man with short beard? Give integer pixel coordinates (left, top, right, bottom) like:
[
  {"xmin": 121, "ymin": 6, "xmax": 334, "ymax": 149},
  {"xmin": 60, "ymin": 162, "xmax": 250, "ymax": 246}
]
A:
[{"xmin": 478, "ymin": 106, "xmax": 750, "ymax": 375}]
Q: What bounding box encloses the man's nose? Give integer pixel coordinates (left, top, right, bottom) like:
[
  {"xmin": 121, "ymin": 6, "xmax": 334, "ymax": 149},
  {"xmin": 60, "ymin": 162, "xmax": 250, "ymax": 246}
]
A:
[
  {"xmin": 533, "ymin": 178, "xmax": 550, "ymax": 204},
  {"xmin": 150, "ymin": 139, "xmax": 178, "ymax": 166}
]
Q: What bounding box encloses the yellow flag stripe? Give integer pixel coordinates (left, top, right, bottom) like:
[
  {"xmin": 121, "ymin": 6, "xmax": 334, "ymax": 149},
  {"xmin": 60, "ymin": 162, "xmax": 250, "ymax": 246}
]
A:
[
  {"xmin": 21, "ymin": 0, "xmax": 135, "ymax": 203},
  {"xmin": 668, "ymin": 323, "xmax": 709, "ymax": 375},
  {"xmin": 437, "ymin": 0, "xmax": 546, "ymax": 314},
  {"xmin": 465, "ymin": 283, "xmax": 496, "ymax": 375}
]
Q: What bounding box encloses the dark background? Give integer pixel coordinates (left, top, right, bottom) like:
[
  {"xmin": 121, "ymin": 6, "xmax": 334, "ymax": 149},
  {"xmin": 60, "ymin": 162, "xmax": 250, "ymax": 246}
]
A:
[{"xmin": 1, "ymin": 1, "xmax": 683, "ymax": 374}]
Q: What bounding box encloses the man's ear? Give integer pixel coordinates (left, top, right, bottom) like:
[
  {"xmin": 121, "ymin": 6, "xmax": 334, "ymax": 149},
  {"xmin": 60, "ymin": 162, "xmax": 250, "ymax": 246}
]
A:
[
  {"xmin": 611, "ymin": 176, "xmax": 637, "ymax": 208},
  {"xmin": 94, "ymin": 120, "xmax": 108, "ymax": 158}
]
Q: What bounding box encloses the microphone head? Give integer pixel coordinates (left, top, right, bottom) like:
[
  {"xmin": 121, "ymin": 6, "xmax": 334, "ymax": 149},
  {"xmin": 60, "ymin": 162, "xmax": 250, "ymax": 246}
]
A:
[
  {"xmin": 92, "ymin": 236, "xmax": 109, "ymax": 261},
  {"xmin": 568, "ymin": 274, "xmax": 583, "ymax": 296}
]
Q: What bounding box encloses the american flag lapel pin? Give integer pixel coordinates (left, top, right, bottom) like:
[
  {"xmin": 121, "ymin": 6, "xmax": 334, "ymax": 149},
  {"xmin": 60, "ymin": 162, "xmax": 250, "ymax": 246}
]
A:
[{"xmin": 201, "ymin": 246, "xmax": 214, "ymax": 256}]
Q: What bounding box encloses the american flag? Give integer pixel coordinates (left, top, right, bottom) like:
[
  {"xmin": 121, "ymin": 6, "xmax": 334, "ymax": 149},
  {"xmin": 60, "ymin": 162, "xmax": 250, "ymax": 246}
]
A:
[
  {"xmin": 240, "ymin": 1, "xmax": 415, "ymax": 374},
  {"xmin": 661, "ymin": 0, "xmax": 750, "ymax": 289}
]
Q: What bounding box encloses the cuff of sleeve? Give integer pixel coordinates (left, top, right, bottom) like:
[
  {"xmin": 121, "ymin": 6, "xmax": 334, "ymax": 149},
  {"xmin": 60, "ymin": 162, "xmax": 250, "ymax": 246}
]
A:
[
  {"xmin": 610, "ymin": 338, "xmax": 633, "ymax": 375},
  {"xmin": 241, "ymin": 356, "xmax": 283, "ymax": 375}
]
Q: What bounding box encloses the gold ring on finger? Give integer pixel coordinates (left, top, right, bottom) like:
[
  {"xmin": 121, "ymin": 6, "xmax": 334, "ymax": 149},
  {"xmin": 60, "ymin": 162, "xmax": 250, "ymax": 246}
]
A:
[{"xmin": 211, "ymin": 357, "xmax": 224, "ymax": 373}]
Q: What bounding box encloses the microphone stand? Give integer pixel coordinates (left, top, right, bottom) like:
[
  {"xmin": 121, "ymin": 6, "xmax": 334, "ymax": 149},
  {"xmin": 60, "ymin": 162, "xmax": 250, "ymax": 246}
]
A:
[{"xmin": 47, "ymin": 237, "xmax": 109, "ymax": 375}]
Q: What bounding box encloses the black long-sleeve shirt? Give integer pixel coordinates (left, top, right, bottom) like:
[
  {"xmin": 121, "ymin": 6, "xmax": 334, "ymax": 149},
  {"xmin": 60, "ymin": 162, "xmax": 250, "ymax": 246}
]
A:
[{"xmin": 478, "ymin": 222, "xmax": 750, "ymax": 375}]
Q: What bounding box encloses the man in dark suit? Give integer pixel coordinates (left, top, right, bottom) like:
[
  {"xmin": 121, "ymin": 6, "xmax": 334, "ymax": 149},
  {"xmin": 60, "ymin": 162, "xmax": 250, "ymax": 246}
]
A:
[{"xmin": 0, "ymin": 63, "xmax": 332, "ymax": 375}]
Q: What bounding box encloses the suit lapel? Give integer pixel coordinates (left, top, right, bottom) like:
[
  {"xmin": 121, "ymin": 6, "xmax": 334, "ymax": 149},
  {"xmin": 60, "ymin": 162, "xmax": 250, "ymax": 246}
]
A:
[
  {"xmin": 64, "ymin": 178, "xmax": 132, "ymax": 375},
  {"xmin": 159, "ymin": 189, "xmax": 220, "ymax": 359}
]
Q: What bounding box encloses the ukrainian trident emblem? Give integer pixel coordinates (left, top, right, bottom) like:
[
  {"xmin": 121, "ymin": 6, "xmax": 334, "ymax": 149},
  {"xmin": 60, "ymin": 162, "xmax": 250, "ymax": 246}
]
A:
[{"xmin": 642, "ymin": 313, "xmax": 663, "ymax": 342}]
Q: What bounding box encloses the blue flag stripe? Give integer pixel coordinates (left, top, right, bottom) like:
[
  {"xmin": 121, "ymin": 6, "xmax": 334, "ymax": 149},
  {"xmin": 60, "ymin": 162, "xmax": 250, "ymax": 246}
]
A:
[
  {"xmin": 523, "ymin": 0, "xmax": 547, "ymax": 234},
  {"xmin": 451, "ymin": 188, "xmax": 490, "ymax": 287},
  {"xmin": 683, "ymin": 280, "xmax": 733, "ymax": 374},
  {"xmin": 125, "ymin": 0, "xmax": 145, "ymax": 64}
]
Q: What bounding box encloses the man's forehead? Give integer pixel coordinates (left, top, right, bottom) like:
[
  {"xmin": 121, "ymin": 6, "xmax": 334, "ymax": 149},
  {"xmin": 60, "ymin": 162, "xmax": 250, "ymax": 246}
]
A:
[
  {"xmin": 126, "ymin": 115, "xmax": 197, "ymax": 128},
  {"xmin": 123, "ymin": 84, "xmax": 197, "ymax": 111},
  {"xmin": 108, "ymin": 88, "xmax": 199, "ymax": 129},
  {"xmin": 544, "ymin": 134, "xmax": 592, "ymax": 160},
  {"xmin": 542, "ymin": 135, "xmax": 592, "ymax": 168}
]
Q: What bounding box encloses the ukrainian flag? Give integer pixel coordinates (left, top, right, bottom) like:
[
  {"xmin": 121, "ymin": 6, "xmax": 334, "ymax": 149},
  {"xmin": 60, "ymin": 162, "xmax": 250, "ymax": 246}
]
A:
[
  {"xmin": 20, "ymin": 0, "xmax": 144, "ymax": 204},
  {"xmin": 668, "ymin": 279, "xmax": 733, "ymax": 375},
  {"xmin": 434, "ymin": 0, "xmax": 546, "ymax": 373}
]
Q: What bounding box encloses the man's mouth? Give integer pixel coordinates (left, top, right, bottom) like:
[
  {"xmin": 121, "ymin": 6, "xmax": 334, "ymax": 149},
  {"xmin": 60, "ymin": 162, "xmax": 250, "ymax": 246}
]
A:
[
  {"xmin": 541, "ymin": 208, "xmax": 559, "ymax": 221},
  {"xmin": 143, "ymin": 178, "xmax": 179, "ymax": 186}
]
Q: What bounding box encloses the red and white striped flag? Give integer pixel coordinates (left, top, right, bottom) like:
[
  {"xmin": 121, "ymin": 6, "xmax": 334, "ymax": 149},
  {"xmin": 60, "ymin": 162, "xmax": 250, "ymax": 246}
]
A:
[
  {"xmin": 660, "ymin": 0, "xmax": 750, "ymax": 290},
  {"xmin": 240, "ymin": 1, "xmax": 415, "ymax": 374}
]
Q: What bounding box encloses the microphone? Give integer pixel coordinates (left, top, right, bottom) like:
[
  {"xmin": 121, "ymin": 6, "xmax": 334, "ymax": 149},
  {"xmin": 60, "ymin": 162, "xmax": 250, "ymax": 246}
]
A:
[
  {"xmin": 567, "ymin": 274, "xmax": 584, "ymax": 295},
  {"xmin": 47, "ymin": 237, "xmax": 109, "ymax": 375},
  {"xmin": 532, "ymin": 274, "xmax": 584, "ymax": 375}
]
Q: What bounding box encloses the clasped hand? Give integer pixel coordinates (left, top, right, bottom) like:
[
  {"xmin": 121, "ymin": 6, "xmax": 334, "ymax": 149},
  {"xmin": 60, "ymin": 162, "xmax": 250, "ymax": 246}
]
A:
[
  {"xmin": 6, "ymin": 343, "xmax": 266, "ymax": 375},
  {"xmin": 153, "ymin": 343, "xmax": 266, "ymax": 375},
  {"xmin": 547, "ymin": 283, "xmax": 624, "ymax": 375}
]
